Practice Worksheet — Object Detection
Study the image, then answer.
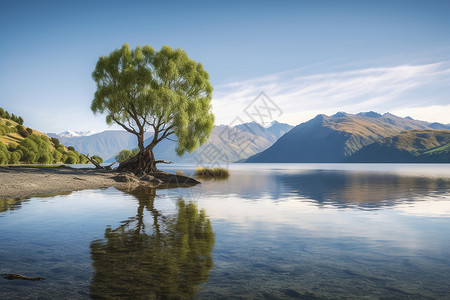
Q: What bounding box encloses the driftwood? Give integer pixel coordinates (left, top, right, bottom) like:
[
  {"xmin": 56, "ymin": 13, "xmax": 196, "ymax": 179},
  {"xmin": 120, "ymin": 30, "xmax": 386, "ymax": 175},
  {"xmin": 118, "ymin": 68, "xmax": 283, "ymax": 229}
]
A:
[
  {"xmin": 83, "ymin": 154, "xmax": 116, "ymax": 170},
  {"xmin": 2, "ymin": 273, "xmax": 45, "ymax": 281}
]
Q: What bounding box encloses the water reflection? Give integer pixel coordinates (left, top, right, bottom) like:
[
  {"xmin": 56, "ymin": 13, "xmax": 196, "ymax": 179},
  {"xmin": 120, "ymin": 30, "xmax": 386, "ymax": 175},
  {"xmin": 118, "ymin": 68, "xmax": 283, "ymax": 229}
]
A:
[
  {"xmin": 277, "ymin": 170, "xmax": 450, "ymax": 208},
  {"xmin": 89, "ymin": 186, "xmax": 215, "ymax": 299},
  {"xmin": 0, "ymin": 198, "xmax": 28, "ymax": 213}
]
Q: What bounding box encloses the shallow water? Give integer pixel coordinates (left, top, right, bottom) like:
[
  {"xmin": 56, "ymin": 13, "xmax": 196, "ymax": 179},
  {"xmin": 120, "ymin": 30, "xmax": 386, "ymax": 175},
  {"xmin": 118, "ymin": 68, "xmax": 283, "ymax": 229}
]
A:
[{"xmin": 1, "ymin": 164, "xmax": 450, "ymax": 299}]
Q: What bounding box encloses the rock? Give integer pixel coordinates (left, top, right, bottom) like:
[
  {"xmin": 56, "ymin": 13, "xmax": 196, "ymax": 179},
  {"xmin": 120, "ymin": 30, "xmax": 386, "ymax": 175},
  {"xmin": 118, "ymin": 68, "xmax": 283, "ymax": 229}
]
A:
[
  {"xmin": 2, "ymin": 274, "xmax": 45, "ymax": 281},
  {"xmin": 140, "ymin": 175, "xmax": 163, "ymax": 184},
  {"xmin": 150, "ymin": 172, "xmax": 200, "ymax": 186},
  {"xmin": 111, "ymin": 174, "xmax": 139, "ymax": 183}
]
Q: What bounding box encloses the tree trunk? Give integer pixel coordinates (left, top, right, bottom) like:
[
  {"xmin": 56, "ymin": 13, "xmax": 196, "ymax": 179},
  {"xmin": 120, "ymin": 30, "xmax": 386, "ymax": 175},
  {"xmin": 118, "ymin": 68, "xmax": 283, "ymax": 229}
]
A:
[{"xmin": 117, "ymin": 148, "xmax": 158, "ymax": 175}]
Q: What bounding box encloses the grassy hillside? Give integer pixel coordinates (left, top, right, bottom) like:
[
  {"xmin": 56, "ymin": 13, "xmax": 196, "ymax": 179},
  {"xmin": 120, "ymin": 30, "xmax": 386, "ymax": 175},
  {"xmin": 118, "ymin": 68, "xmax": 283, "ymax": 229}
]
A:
[
  {"xmin": 347, "ymin": 130, "xmax": 450, "ymax": 163},
  {"xmin": 0, "ymin": 112, "xmax": 89, "ymax": 165}
]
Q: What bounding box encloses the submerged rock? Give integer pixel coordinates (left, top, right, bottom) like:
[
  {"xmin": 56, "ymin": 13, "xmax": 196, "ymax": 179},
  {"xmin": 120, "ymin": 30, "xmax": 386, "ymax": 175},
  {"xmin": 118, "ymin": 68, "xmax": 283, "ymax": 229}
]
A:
[{"xmin": 149, "ymin": 171, "xmax": 200, "ymax": 186}]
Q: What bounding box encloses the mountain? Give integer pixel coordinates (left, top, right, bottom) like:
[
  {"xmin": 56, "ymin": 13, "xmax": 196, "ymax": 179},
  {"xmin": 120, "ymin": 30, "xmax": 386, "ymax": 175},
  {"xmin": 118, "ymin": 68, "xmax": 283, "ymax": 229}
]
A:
[
  {"xmin": 49, "ymin": 121, "xmax": 293, "ymax": 163},
  {"xmin": 47, "ymin": 130, "xmax": 153, "ymax": 162},
  {"xmin": 347, "ymin": 129, "xmax": 450, "ymax": 163},
  {"xmin": 245, "ymin": 112, "xmax": 450, "ymax": 163},
  {"xmin": 151, "ymin": 121, "xmax": 293, "ymax": 164},
  {"xmin": 56, "ymin": 130, "xmax": 99, "ymax": 138}
]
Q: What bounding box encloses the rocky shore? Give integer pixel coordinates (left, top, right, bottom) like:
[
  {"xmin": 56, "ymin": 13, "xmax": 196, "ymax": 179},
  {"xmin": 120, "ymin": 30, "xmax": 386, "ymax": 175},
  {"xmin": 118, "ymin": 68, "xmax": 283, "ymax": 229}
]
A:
[{"xmin": 0, "ymin": 166, "xmax": 199, "ymax": 199}]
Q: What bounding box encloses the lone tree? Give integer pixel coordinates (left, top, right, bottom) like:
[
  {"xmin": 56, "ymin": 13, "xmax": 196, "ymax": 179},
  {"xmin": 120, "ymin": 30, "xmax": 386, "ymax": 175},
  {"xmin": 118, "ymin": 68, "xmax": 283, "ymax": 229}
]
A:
[{"xmin": 91, "ymin": 43, "xmax": 214, "ymax": 174}]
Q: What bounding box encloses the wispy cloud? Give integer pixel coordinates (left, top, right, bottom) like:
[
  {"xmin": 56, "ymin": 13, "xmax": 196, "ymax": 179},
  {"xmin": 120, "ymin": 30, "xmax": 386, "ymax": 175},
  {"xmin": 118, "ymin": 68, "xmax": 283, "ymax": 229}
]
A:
[{"xmin": 212, "ymin": 61, "xmax": 450, "ymax": 125}]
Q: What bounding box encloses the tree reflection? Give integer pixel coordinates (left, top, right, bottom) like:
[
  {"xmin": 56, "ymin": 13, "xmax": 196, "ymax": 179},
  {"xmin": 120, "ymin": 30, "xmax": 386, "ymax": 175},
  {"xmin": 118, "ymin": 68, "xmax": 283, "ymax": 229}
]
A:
[{"xmin": 89, "ymin": 186, "xmax": 215, "ymax": 299}]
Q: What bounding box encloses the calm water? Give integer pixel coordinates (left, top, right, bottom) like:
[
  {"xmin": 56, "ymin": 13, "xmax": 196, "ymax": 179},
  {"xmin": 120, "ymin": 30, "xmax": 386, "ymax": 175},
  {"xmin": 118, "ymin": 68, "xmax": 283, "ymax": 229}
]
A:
[{"xmin": 1, "ymin": 164, "xmax": 450, "ymax": 299}]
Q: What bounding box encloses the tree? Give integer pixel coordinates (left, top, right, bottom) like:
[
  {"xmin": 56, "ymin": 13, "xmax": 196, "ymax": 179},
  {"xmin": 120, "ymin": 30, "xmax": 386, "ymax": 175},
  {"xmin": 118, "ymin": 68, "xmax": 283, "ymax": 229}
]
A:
[{"xmin": 91, "ymin": 43, "xmax": 214, "ymax": 174}]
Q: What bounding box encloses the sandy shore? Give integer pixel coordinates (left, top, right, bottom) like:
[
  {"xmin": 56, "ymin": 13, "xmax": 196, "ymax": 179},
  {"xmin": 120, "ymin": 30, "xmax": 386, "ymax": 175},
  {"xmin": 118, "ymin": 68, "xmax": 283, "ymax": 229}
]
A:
[{"xmin": 0, "ymin": 166, "xmax": 133, "ymax": 199}]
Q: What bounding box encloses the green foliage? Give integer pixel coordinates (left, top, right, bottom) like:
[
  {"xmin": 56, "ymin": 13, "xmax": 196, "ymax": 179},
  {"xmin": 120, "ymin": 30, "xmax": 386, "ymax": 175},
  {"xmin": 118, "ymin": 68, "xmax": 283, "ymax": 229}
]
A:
[
  {"xmin": 9, "ymin": 151, "xmax": 21, "ymax": 164},
  {"xmin": 78, "ymin": 154, "xmax": 88, "ymax": 164},
  {"xmin": 52, "ymin": 150, "xmax": 63, "ymax": 162},
  {"xmin": 195, "ymin": 167, "xmax": 230, "ymax": 178},
  {"xmin": 56, "ymin": 144, "xmax": 65, "ymax": 153},
  {"xmin": 92, "ymin": 155, "xmax": 103, "ymax": 164},
  {"xmin": 0, "ymin": 107, "xmax": 24, "ymax": 125},
  {"xmin": 0, "ymin": 142, "xmax": 10, "ymax": 165},
  {"xmin": 115, "ymin": 148, "xmax": 139, "ymax": 163},
  {"xmin": 50, "ymin": 137, "xmax": 60, "ymax": 146},
  {"xmin": 16, "ymin": 125, "xmax": 30, "ymax": 138},
  {"xmin": 67, "ymin": 146, "xmax": 75, "ymax": 151},
  {"xmin": 91, "ymin": 43, "xmax": 215, "ymax": 161},
  {"xmin": 26, "ymin": 127, "xmax": 33, "ymax": 135},
  {"xmin": 64, "ymin": 151, "xmax": 80, "ymax": 164},
  {"xmin": 0, "ymin": 124, "xmax": 9, "ymax": 136}
]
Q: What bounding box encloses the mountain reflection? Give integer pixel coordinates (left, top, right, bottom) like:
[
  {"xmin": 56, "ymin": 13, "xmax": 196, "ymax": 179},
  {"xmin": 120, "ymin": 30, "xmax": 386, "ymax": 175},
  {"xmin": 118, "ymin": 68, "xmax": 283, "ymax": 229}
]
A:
[
  {"xmin": 89, "ymin": 186, "xmax": 215, "ymax": 299},
  {"xmin": 277, "ymin": 170, "xmax": 450, "ymax": 208}
]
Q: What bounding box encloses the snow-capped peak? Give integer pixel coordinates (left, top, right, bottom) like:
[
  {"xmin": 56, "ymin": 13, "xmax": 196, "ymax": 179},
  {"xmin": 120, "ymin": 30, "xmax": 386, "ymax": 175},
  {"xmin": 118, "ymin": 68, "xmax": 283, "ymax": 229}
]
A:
[
  {"xmin": 262, "ymin": 120, "xmax": 279, "ymax": 128},
  {"xmin": 57, "ymin": 130, "xmax": 98, "ymax": 138}
]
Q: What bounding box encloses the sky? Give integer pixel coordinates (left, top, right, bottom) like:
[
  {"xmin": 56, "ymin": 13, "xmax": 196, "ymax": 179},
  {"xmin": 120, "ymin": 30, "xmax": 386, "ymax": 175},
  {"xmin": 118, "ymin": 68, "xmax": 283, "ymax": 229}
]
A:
[{"xmin": 1, "ymin": 0, "xmax": 449, "ymax": 133}]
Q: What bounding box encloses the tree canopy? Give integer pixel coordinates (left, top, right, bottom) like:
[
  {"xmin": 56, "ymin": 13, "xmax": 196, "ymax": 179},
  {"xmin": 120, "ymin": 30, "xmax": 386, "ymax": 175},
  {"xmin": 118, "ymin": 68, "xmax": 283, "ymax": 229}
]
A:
[{"xmin": 91, "ymin": 43, "xmax": 215, "ymax": 173}]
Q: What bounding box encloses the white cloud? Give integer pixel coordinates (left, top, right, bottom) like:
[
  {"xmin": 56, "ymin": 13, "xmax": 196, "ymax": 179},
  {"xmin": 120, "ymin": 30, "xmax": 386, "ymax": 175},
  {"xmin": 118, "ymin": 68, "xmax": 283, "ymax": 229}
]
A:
[{"xmin": 212, "ymin": 61, "xmax": 450, "ymax": 125}]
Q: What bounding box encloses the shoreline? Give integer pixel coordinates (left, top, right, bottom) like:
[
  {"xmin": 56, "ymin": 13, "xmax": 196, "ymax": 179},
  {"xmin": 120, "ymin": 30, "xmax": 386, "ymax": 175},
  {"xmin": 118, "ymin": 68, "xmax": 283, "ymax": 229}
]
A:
[{"xmin": 0, "ymin": 166, "xmax": 189, "ymax": 199}]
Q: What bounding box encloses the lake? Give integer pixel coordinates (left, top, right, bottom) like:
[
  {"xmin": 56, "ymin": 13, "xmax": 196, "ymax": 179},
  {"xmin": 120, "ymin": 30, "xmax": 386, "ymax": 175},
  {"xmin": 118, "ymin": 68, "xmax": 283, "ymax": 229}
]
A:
[{"xmin": 1, "ymin": 164, "xmax": 450, "ymax": 299}]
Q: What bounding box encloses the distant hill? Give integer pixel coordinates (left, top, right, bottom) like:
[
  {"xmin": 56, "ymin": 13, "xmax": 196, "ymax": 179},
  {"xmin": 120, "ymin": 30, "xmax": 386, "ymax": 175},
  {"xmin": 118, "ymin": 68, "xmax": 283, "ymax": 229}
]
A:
[
  {"xmin": 347, "ymin": 129, "xmax": 450, "ymax": 162},
  {"xmin": 245, "ymin": 112, "xmax": 450, "ymax": 163}
]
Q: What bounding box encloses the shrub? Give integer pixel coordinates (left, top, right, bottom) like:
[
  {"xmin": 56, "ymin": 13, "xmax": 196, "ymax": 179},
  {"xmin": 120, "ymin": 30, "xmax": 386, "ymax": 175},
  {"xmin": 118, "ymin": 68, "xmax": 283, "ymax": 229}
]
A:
[
  {"xmin": 92, "ymin": 155, "xmax": 103, "ymax": 164},
  {"xmin": 56, "ymin": 144, "xmax": 65, "ymax": 153},
  {"xmin": 37, "ymin": 153, "xmax": 52, "ymax": 164},
  {"xmin": 79, "ymin": 154, "xmax": 88, "ymax": 164},
  {"xmin": 64, "ymin": 151, "xmax": 79, "ymax": 164},
  {"xmin": 52, "ymin": 150, "xmax": 62, "ymax": 162},
  {"xmin": 0, "ymin": 142, "xmax": 10, "ymax": 165},
  {"xmin": 0, "ymin": 124, "xmax": 8, "ymax": 136},
  {"xmin": 17, "ymin": 125, "xmax": 29, "ymax": 138},
  {"xmin": 50, "ymin": 137, "xmax": 60, "ymax": 146},
  {"xmin": 67, "ymin": 146, "xmax": 75, "ymax": 151},
  {"xmin": 17, "ymin": 117, "xmax": 24, "ymax": 125},
  {"xmin": 195, "ymin": 167, "xmax": 230, "ymax": 178},
  {"xmin": 0, "ymin": 108, "xmax": 4, "ymax": 118},
  {"xmin": 8, "ymin": 151, "xmax": 21, "ymax": 164},
  {"xmin": 0, "ymin": 150, "xmax": 8, "ymax": 165},
  {"xmin": 26, "ymin": 127, "xmax": 33, "ymax": 135},
  {"xmin": 115, "ymin": 149, "xmax": 138, "ymax": 163},
  {"xmin": 5, "ymin": 121, "xmax": 12, "ymax": 126}
]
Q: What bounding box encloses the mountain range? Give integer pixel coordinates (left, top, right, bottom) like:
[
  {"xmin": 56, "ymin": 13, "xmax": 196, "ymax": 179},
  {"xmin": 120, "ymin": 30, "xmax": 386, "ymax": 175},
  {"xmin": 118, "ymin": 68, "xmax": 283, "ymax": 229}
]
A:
[
  {"xmin": 48, "ymin": 121, "xmax": 294, "ymax": 163},
  {"xmin": 245, "ymin": 112, "xmax": 450, "ymax": 163}
]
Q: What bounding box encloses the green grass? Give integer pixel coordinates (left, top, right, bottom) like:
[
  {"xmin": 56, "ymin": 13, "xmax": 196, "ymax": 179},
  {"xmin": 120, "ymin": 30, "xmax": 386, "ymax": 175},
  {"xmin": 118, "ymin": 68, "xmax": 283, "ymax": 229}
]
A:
[
  {"xmin": 195, "ymin": 167, "xmax": 230, "ymax": 178},
  {"xmin": 423, "ymin": 143, "xmax": 450, "ymax": 154}
]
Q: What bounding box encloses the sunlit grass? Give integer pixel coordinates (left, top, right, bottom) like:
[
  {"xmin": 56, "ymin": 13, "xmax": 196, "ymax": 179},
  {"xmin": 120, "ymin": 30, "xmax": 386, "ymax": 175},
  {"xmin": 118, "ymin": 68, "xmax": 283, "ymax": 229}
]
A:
[{"xmin": 195, "ymin": 167, "xmax": 229, "ymax": 178}]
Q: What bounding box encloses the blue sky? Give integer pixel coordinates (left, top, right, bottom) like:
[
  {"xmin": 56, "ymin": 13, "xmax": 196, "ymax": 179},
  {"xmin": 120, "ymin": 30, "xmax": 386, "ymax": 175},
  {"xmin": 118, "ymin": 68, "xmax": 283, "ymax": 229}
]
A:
[{"xmin": 1, "ymin": 0, "xmax": 449, "ymax": 133}]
